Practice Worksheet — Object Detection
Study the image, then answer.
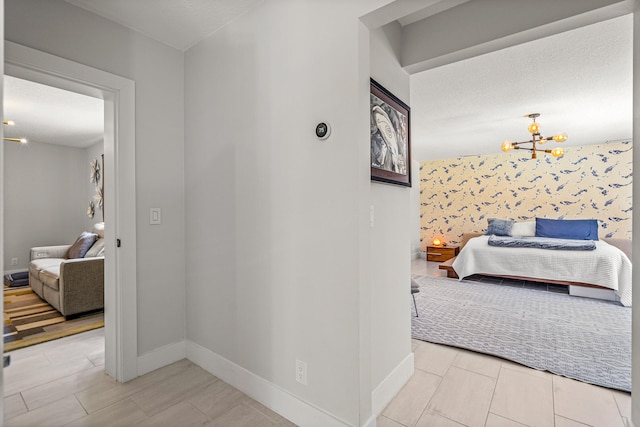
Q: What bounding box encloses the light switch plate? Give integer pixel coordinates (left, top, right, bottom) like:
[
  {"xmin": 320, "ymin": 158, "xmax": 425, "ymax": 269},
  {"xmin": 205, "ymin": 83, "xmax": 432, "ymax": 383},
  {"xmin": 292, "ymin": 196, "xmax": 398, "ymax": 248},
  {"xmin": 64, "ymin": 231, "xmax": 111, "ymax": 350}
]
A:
[{"xmin": 150, "ymin": 208, "xmax": 161, "ymax": 225}]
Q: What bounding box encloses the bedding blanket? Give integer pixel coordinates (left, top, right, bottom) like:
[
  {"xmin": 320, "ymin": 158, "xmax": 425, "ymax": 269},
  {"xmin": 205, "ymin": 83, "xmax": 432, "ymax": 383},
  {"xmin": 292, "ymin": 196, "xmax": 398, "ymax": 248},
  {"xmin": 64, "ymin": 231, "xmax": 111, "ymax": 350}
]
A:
[
  {"xmin": 487, "ymin": 235, "xmax": 596, "ymax": 251},
  {"xmin": 452, "ymin": 235, "xmax": 632, "ymax": 307}
]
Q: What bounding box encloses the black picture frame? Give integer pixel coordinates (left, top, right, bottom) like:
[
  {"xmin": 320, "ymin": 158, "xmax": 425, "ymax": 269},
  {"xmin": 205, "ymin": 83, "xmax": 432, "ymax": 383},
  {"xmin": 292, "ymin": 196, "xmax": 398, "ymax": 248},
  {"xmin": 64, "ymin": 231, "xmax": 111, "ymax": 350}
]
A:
[{"xmin": 370, "ymin": 79, "xmax": 411, "ymax": 187}]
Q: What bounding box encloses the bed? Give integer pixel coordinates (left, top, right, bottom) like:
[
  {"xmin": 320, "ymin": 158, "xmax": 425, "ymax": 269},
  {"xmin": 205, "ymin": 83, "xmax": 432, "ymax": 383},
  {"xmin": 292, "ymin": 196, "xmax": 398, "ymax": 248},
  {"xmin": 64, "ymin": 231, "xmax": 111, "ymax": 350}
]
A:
[{"xmin": 448, "ymin": 233, "xmax": 632, "ymax": 307}]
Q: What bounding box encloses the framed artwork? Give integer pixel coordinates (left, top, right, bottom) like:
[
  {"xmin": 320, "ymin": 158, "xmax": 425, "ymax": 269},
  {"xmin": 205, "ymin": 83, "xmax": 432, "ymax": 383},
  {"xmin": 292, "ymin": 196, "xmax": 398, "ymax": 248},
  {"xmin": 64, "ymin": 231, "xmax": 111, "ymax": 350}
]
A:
[{"xmin": 370, "ymin": 79, "xmax": 411, "ymax": 187}]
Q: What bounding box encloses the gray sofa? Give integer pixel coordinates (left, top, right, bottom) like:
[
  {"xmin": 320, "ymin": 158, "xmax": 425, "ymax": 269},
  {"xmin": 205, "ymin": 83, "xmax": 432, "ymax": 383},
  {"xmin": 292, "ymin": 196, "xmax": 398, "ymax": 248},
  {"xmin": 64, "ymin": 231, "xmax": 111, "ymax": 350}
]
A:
[{"xmin": 28, "ymin": 223, "xmax": 105, "ymax": 317}]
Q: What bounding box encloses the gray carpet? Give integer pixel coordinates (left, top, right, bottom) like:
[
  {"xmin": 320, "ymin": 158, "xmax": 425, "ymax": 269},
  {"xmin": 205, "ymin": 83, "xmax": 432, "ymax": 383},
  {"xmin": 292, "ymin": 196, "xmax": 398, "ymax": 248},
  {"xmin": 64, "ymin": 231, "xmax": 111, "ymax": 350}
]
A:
[{"xmin": 411, "ymin": 275, "xmax": 631, "ymax": 391}]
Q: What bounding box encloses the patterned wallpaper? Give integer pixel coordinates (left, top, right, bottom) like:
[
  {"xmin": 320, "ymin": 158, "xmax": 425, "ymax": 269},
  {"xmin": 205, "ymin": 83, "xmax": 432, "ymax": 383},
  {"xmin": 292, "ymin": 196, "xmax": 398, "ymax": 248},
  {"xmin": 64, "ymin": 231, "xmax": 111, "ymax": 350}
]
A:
[{"xmin": 419, "ymin": 141, "xmax": 632, "ymax": 250}]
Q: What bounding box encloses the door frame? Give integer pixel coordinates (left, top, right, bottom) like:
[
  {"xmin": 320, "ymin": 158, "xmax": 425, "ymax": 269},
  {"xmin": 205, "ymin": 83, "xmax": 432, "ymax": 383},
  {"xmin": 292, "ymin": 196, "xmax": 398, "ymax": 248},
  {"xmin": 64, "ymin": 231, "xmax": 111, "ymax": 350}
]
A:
[{"xmin": 4, "ymin": 41, "xmax": 138, "ymax": 382}]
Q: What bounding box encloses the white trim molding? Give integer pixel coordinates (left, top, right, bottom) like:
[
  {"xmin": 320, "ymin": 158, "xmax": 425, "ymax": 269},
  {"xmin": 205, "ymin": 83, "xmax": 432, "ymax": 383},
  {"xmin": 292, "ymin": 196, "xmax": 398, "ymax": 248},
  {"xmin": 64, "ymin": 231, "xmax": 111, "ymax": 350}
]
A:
[
  {"xmin": 138, "ymin": 341, "xmax": 186, "ymax": 376},
  {"xmin": 186, "ymin": 340, "xmax": 352, "ymax": 427},
  {"xmin": 361, "ymin": 415, "xmax": 377, "ymax": 427},
  {"xmin": 5, "ymin": 41, "xmax": 138, "ymax": 382},
  {"xmin": 371, "ymin": 352, "xmax": 414, "ymax": 417}
]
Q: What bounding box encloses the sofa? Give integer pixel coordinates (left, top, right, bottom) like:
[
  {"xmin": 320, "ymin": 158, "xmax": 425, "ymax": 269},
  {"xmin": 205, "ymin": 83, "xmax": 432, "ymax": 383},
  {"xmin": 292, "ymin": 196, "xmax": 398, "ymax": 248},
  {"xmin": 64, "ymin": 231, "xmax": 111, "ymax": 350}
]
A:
[{"xmin": 28, "ymin": 223, "xmax": 105, "ymax": 317}]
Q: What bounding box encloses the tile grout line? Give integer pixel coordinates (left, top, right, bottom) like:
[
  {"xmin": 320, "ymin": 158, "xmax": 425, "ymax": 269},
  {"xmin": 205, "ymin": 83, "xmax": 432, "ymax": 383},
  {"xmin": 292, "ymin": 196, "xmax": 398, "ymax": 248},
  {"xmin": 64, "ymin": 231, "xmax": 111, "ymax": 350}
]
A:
[
  {"xmin": 551, "ymin": 374, "xmax": 557, "ymax": 427},
  {"xmin": 483, "ymin": 364, "xmax": 501, "ymax": 427},
  {"xmin": 413, "ymin": 350, "xmax": 455, "ymax": 427},
  {"xmin": 612, "ymin": 390, "xmax": 630, "ymax": 424}
]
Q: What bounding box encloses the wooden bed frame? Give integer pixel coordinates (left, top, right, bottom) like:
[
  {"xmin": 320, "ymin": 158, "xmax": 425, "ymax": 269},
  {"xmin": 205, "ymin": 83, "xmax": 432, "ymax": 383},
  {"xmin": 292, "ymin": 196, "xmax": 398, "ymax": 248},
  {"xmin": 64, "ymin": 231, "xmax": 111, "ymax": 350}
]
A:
[
  {"xmin": 436, "ymin": 232, "xmax": 631, "ymax": 291},
  {"xmin": 438, "ymin": 257, "xmax": 610, "ymax": 290}
]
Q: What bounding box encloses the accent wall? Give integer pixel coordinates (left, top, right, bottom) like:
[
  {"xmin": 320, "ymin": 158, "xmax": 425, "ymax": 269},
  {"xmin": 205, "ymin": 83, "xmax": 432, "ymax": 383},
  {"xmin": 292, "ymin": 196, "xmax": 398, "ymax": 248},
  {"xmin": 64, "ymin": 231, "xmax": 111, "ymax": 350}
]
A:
[{"xmin": 419, "ymin": 140, "xmax": 632, "ymax": 249}]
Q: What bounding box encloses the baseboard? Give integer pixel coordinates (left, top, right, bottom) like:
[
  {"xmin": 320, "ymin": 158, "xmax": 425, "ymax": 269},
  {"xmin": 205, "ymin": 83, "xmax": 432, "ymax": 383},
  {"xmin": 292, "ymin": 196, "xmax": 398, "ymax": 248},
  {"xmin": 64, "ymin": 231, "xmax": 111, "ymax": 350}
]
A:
[
  {"xmin": 371, "ymin": 352, "xmax": 414, "ymax": 417},
  {"xmin": 137, "ymin": 340, "xmax": 186, "ymax": 376},
  {"xmin": 186, "ymin": 340, "xmax": 352, "ymax": 427},
  {"xmin": 361, "ymin": 415, "xmax": 376, "ymax": 427}
]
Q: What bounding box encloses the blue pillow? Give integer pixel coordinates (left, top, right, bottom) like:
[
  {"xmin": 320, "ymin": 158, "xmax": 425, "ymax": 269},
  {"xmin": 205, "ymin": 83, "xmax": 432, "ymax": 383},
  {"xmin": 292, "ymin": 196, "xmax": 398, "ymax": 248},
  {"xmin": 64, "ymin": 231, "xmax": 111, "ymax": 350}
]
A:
[
  {"xmin": 486, "ymin": 218, "xmax": 514, "ymax": 236},
  {"xmin": 67, "ymin": 231, "xmax": 98, "ymax": 259},
  {"xmin": 535, "ymin": 218, "xmax": 599, "ymax": 240}
]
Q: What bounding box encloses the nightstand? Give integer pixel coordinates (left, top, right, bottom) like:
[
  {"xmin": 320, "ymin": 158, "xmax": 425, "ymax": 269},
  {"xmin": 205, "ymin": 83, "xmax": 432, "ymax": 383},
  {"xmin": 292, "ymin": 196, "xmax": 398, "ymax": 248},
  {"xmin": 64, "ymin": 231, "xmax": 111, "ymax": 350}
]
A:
[{"xmin": 426, "ymin": 245, "xmax": 459, "ymax": 262}]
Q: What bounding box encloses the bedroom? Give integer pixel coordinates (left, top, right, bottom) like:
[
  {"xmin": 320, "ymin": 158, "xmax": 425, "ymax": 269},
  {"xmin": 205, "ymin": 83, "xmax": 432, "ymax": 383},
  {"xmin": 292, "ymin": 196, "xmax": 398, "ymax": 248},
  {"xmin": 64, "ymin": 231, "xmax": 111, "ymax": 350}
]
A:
[
  {"xmin": 410, "ymin": 14, "xmax": 631, "ymax": 299},
  {"xmin": 413, "ymin": 14, "xmax": 632, "ymax": 249},
  {"xmin": 400, "ymin": 10, "xmax": 633, "ymax": 427}
]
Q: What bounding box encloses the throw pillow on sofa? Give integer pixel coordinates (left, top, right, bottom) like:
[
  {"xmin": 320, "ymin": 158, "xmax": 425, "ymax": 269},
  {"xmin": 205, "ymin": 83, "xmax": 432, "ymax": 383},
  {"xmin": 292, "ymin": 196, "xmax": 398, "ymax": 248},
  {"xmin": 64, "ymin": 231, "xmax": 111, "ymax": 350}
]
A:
[
  {"xmin": 85, "ymin": 238, "xmax": 105, "ymax": 258},
  {"xmin": 67, "ymin": 231, "xmax": 98, "ymax": 259}
]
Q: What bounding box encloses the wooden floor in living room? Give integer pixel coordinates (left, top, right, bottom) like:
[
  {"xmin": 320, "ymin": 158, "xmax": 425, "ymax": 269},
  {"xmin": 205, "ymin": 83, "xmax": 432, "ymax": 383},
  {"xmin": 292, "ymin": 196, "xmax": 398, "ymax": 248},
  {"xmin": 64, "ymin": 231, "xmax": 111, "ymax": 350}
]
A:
[
  {"xmin": 3, "ymin": 286, "xmax": 103, "ymax": 352},
  {"xmin": 2, "ymin": 262, "xmax": 632, "ymax": 426}
]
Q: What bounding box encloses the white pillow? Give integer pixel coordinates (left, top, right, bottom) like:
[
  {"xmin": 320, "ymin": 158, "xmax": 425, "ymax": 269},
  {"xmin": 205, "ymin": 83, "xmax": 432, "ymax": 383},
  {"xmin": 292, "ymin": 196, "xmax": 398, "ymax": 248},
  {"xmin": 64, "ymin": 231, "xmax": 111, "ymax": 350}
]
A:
[
  {"xmin": 92, "ymin": 222, "xmax": 105, "ymax": 238},
  {"xmin": 511, "ymin": 221, "xmax": 536, "ymax": 237}
]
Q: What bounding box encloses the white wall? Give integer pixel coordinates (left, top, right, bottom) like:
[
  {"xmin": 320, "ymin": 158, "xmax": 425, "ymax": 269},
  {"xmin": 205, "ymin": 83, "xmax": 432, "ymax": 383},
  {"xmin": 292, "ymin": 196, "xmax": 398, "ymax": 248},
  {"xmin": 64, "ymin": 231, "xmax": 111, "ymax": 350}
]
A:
[
  {"xmin": 184, "ymin": 0, "xmax": 404, "ymax": 425},
  {"xmin": 5, "ymin": 0, "xmax": 186, "ymax": 357},
  {"xmin": 3, "ymin": 141, "xmax": 86, "ymax": 272},
  {"xmin": 368, "ymin": 24, "xmax": 413, "ymax": 396}
]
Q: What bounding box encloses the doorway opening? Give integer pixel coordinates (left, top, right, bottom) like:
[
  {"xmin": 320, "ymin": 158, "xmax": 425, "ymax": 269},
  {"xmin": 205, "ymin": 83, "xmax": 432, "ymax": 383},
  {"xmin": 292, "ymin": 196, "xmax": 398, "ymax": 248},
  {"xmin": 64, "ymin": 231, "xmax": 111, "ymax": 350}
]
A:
[
  {"xmin": 3, "ymin": 74, "xmax": 105, "ymax": 352},
  {"xmin": 4, "ymin": 41, "xmax": 138, "ymax": 382}
]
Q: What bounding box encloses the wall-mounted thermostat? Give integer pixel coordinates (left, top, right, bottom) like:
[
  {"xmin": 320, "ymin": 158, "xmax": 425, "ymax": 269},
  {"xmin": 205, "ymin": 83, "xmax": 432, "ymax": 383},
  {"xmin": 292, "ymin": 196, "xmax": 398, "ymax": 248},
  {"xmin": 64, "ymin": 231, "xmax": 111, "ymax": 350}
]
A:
[{"xmin": 315, "ymin": 122, "xmax": 331, "ymax": 140}]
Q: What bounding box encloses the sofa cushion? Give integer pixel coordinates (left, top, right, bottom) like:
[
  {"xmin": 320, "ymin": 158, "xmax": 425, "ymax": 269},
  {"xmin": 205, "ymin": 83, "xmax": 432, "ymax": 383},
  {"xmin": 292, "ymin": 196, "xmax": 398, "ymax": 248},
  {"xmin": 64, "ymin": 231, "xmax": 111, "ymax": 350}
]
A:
[
  {"xmin": 67, "ymin": 232, "xmax": 98, "ymax": 259},
  {"xmin": 39, "ymin": 266, "xmax": 60, "ymax": 290},
  {"xmin": 85, "ymin": 238, "xmax": 105, "ymax": 258},
  {"xmin": 30, "ymin": 258, "xmax": 64, "ymax": 276}
]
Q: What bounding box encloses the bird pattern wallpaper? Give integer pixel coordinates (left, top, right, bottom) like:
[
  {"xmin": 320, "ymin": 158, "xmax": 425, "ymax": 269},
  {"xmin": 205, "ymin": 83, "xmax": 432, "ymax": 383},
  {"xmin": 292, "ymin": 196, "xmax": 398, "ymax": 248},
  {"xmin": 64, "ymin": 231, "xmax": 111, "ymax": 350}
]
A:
[{"xmin": 419, "ymin": 140, "xmax": 632, "ymax": 250}]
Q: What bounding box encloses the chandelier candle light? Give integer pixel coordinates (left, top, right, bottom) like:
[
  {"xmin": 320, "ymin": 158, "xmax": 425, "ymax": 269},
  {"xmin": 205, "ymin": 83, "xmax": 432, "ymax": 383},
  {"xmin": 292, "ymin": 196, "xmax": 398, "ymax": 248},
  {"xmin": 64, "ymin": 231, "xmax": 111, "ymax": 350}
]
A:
[{"xmin": 501, "ymin": 113, "xmax": 567, "ymax": 159}]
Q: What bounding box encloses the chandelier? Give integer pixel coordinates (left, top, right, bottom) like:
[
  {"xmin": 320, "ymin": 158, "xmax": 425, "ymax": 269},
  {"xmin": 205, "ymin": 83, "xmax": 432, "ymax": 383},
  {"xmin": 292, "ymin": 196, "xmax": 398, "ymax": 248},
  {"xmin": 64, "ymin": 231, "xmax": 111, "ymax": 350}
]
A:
[{"xmin": 501, "ymin": 113, "xmax": 567, "ymax": 158}]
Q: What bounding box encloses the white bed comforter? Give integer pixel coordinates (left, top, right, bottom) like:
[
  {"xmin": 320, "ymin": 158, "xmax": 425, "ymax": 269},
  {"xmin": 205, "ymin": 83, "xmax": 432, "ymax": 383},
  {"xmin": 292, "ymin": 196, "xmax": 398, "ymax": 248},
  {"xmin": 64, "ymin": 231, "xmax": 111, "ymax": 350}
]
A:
[{"xmin": 452, "ymin": 236, "xmax": 632, "ymax": 307}]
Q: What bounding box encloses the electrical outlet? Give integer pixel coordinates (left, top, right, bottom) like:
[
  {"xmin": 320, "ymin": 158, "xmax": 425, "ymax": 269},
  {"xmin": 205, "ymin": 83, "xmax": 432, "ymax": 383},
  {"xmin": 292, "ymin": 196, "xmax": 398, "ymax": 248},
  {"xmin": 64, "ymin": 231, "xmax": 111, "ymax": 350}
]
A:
[
  {"xmin": 11, "ymin": 258, "xmax": 18, "ymax": 266},
  {"xmin": 296, "ymin": 359, "xmax": 307, "ymax": 385}
]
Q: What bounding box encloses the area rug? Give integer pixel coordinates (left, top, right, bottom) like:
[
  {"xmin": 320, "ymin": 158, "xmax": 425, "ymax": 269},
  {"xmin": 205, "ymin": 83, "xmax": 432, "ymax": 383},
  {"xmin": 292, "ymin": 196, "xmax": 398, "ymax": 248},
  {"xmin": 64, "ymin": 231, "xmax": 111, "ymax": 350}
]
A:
[
  {"xmin": 4, "ymin": 287, "xmax": 103, "ymax": 351},
  {"xmin": 411, "ymin": 275, "xmax": 631, "ymax": 391}
]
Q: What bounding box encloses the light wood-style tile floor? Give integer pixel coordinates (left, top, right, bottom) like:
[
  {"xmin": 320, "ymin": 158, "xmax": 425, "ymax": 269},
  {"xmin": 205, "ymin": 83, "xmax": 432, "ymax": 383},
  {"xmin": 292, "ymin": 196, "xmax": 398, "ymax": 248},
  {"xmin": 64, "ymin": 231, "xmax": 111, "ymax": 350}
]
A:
[
  {"xmin": 3, "ymin": 328, "xmax": 296, "ymax": 426},
  {"xmin": 3, "ymin": 260, "xmax": 632, "ymax": 426}
]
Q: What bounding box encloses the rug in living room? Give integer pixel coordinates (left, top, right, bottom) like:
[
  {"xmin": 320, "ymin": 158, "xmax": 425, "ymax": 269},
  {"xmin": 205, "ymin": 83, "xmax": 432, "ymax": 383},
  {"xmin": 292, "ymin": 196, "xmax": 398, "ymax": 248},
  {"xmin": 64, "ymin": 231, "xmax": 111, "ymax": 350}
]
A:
[
  {"xmin": 411, "ymin": 274, "xmax": 631, "ymax": 392},
  {"xmin": 4, "ymin": 287, "xmax": 104, "ymax": 351}
]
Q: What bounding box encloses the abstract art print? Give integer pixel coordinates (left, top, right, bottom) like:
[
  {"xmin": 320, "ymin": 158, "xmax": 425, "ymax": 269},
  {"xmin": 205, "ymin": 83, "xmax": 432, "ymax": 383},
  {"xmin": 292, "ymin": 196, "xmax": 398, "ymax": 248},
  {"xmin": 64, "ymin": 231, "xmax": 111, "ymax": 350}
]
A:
[{"xmin": 370, "ymin": 79, "xmax": 411, "ymax": 187}]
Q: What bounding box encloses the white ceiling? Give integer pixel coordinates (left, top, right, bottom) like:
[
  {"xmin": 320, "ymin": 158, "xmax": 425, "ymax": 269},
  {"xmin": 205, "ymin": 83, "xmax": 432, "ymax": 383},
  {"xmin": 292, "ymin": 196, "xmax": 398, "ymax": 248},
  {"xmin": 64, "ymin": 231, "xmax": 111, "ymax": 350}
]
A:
[
  {"xmin": 3, "ymin": 75, "xmax": 104, "ymax": 148},
  {"xmin": 8, "ymin": 2, "xmax": 631, "ymax": 160},
  {"xmin": 63, "ymin": 0, "xmax": 263, "ymax": 51},
  {"xmin": 410, "ymin": 14, "xmax": 633, "ymax": 161}
]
